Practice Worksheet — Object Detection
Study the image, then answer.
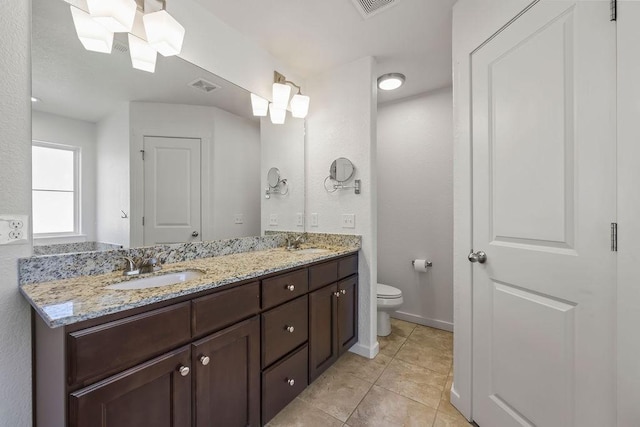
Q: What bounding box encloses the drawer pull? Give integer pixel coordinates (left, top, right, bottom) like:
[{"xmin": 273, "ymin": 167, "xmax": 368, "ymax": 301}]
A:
[
  {"xmin": 200, "ymin": 355, "xmax": 210, "ymax": 366},
  {"xmin": 341, "ymin": 289, "xmax": 347, "ymax": 295},
  {"xmin": 285, "ymin": 325, "xmax": 295, "ymax": 333},
  {"xmin": 286, "ymin": 284, "xmax": 295, "ymax": 291},
  {"xmin": 178, "ymin": 366, "xmax": 190, "ymax": 377},
  {"xmin": 287, "ymin": 378, "xmax": 295, "ymax": 386},
  {"xmin": 334, "ymin": 291, "xmax": 341, "ymax": 298}
]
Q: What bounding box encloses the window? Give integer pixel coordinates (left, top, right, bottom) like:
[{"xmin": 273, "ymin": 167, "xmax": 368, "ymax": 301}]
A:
[{"xmin": 32, "ymin": 142, "xmax": 79, "ymax": 235}]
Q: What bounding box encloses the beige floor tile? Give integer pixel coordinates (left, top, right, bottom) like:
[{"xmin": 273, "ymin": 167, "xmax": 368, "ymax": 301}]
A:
[
  {"xmin": 346, "ymin": 385, "xmax": 437, "ymax": 427},
  {"xmin": 332, "ymin": 351, "xmax": 392, "ymax": 383},
  {"xmin": 390, "ymin": 318, "xmax": 418, "ymax": 337},
  {"xmin": 376, "ymin": 358, "xmax": 447, "ymax": 409},
  {"xmin": 395, "ymin": 339, "xmax": 453, "ymax": 375},
  {"xmin": 433, "ymin": 405, "xmax": 473, "ymax": 427},
  {"xmin": 408, "ymin": 325, "xmax": 453, "ymax": 351},
  {"xmin": 298, "ymin": 370, "xmax": 372, "ymax": 422},
  {"xmin": 437, "ymin": 400, "xmax": 467, "ymax": 419},
  {"xmin": 377, "ymin": 332, "xmax": 407, "ymax": 357},
  {"xmin": 266, "ymin": 398, "xmax": 344, "ymax": 427}
]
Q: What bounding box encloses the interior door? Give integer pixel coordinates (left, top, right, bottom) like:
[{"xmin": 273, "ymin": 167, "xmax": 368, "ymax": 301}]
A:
[
  {"xmin": 143, "ymin": 136, "xmax": 201, "ymax": 245},
  {"xmin": 471, "ymin": 2, "xmax": 616, "ymax": 426}
]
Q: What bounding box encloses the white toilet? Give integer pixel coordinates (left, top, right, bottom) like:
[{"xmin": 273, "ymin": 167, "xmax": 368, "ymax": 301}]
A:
[{"xmin": 377, "ymin": 283, "xmax": 403, "ymax": 337}]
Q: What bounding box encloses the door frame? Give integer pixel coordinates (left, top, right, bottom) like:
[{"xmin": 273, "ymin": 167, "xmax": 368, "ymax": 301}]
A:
[{"xmin": 130, "ymin": 129, "xmax": 212, "ymax": 248}]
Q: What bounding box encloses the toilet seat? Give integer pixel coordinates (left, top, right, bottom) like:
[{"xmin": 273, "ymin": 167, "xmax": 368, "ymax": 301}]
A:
[{"xmin": 377, "ymin": 283, "xmax": 402, "ymax": 299}]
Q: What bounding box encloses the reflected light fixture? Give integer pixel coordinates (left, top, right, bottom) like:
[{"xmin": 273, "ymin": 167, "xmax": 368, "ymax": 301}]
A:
[
  {"xmin": 251, "ymin": 94, "xmax": 269, "ymax": 117},
  {"xmin": 86, "ymin": 0, "xmax": 137, "ymax": 33},
  {"xmin": 269, "ymin": 104, "xmax": 287, "ymax": 125},
  {"xmin": 377, "ymin": 73, "xmax": 406, "ymax": 91},
  {"xmin": 290, "ymin": 94, "xmax": 310, "ymax": 119},
  {"xmin": 143, "ymin": 6, "xmax": 186, "ymax": 57},
  {"xmin": 250, "ymin": 71, "xmax": 310, "ymax": 124},
  {"xmin": 70, "ymin": 6, "xmax": 114, "ymax": 54},
  {"xmin": 128, "ymin": 34, "xmax": 157, "ymax": 73},
  {"xmin": 31, "ymin": 97, "xmax": 40, "ymax": 103},
  {"xmin": 272, "ymin": 82, "xmax": 292, "ymax": 109}
]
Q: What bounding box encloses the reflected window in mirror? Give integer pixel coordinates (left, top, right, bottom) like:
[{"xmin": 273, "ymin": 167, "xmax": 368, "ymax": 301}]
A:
[{"xmin": 32, "ymin": 142, "xmax": 79, "ymax": 236}]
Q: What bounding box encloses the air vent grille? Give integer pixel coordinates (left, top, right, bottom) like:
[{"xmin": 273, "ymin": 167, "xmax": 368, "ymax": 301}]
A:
[
  {"xmin": 350, "ymin": 0, "xmax": 399, "ymax": 19},
  {"xmin": 113, "ymin": 40, "xmax": 129, "ymax": 54},
  {"xmin": 188, "ymin": 78, "xmax": 220, "ymax": 94}
]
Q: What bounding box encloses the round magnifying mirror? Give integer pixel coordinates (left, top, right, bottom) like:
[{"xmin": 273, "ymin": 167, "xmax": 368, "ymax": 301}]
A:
[
  {"xmin": 329, "ymin": 157, "xmax": 355, "ymax": 183},
  {"xmin": 267, "ymin": 167, "xmax": 281, "ymax": 188}
]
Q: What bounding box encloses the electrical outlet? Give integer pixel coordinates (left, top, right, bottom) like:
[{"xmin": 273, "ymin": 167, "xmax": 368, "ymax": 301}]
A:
[
  {"xmin": 311, "ymin": 213, "xmax": 319, "ymax": 227},
  {"xmin": 234, "ymin": 214, "xmax": 244, "ymax": 224},
  {"xmin": 341, "ymin": 214, "xmax": 356, "ymax": 229},
  {"xmin": 0, "ymin": 215, "xmax": 29, "ymax": 245},
  {"xmin": 296, "ymin": 213, "xmax": 304, "ymax": 227},
  {"xmin": 10, "ymin": 220, "xmax": 23, "ymax": 229},
  {"xmin": 269, "ymin": 214, "xmax": 279, "ymax": 226}
]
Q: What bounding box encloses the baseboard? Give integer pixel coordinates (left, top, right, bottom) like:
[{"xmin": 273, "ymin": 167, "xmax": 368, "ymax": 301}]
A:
[
  {"xmin": 450, "ymin": 383, "xmax": 472, "ymax": 422},
  {"xmin": 392, "ymin": 311, "xmax": 454, "ymax": 332},
  {"xmin": 349, "ymin": 341, "xmax": 380, "ymax": 359}
]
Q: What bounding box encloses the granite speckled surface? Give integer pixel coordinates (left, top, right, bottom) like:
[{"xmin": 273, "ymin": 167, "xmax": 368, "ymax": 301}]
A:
[
  {"xmin": 33, "ymin": 242, "xmax": 123, "ymax": 256},
  {"xmin": 21, "ymin": 244, "xmax": 360, "ymax": 328}
]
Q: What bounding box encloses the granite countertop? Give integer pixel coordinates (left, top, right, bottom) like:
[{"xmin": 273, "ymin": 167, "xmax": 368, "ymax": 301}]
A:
[{"xmin": 21, "ymin": 245, "xmax": 359, "ymax": 328}]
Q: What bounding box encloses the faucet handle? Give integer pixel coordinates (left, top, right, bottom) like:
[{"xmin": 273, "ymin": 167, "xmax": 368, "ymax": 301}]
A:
[{"xmin": 121, "ymin": 256, "xmax": 140, "ymax": 276}]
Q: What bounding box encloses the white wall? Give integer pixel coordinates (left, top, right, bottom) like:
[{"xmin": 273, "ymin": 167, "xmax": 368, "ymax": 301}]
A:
[
  {"xmin": 377, "ymin": 87, "xmax": 453, "ymax": 331},
  {"xmin": 130, "ymin": 102, "xmax": 260, "ymax": 246},
  {"xmin": 0, "ymin": 0, "xmax": 32, "ymax": 424},
  {"xmin": 96, "ymin": 104, "xmax": 131, "ymax": 247},
  {"xmin": 261, "ymin": 116, "xmax": 306, "ymax": 233},
  {"xmin": 32, "ymin": 110, "xmax": 97, "ymax": 243},
  {"xmin": 306, "ymin": 56, "xmax": 378, "ymax": 358}
]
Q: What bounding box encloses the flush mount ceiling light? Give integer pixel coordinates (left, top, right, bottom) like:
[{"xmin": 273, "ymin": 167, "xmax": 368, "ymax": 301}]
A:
[
  {"xmin": 70, "ymin": 6, "xmax": 114, "ymax": 54},
  {"xmin": 251, "ymin": 71, "xmax": 311, "ymax": 124},
  {"xmin": 86, "ymin": 0, "xmax": 137, "ymax": 33},
  {"xmin": 128, "ymin": 34, "xmax": 157, "ymax": 73},
  {"xmin": 377, "ymin": 73, "xmax": 406, "ymax": 91}
]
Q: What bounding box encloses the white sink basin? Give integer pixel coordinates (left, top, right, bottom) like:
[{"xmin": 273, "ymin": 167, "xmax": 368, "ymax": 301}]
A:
[
  {"xmin": 294, "ymin": 248, "xmax": 331, "ymax": 255},
  {"xmin": 105, "ymin": 270, "xmax": 204, "ymax": 290}
]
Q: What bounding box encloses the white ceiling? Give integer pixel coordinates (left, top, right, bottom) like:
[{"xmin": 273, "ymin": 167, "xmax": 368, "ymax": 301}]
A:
[
  {"xmin": 192, "ymin": 0, "xmax": 455, "ymax": 103},
  {"xmin": 33, "ymin": 0, "xmax": 254, "ymax": 123}
]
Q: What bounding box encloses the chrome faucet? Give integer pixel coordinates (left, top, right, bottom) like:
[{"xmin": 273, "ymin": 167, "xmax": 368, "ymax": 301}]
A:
[
  {"xmin": 287, "ymin": 234, "xmax": 306, "ymax": 250},
  {"xmin": 121, "ymin": 256, "xmax": 140, "ymax": 276},
  {"xmin": 121, "ymin": 252, "xmax": 165, "ymax": 276}
]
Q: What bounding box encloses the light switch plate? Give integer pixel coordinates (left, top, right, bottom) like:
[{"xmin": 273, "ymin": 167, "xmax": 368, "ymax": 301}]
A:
[
  {"xmin": 269, "ymin": 214, "xmax": 279, "ymax": 226},
  {"xmin": 341, "ymin": 214, "xmax": 355, "ymax": 229},
  {"xmin": 296, "ymin": 213, "xmax": 304, "ymax": 227},
  {"xmin": 234, "ymin": 214, "xmax": 244, "ymax": 224},
  {"xmin": 311, "ymin": 213, "xmax": 319, "ymax": 227},
  {"xmin": 0, "ymin": 215, "xmax": 29, "ymax": 245}
]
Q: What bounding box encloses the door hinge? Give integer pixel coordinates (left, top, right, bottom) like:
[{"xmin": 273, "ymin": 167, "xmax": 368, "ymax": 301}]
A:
[
  {"xmin": 142, "ymin": 216, "xmax": 145, "ymax": 226},
  {"xmin": 611, "ymin": 223, "xmax": 618, "ymax": 252},
  {"xmin": 140, "ymin": 150, "xmax": 145, "ymax": 160},
  {"xmin": 610, "ymin": 0, "xmax": 617, "ymax": 21}
]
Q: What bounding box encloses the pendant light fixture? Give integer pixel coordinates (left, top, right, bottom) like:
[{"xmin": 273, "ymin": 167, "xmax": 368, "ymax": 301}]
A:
[
  {"xmin": 143, "ymin": 2, "xmax": 185, "ymax": 57},
  {"xmin": 128, "ymin": 34, "xmax": 157, "ymax": 73},
  {"xmin": 70, "ymin": 6, "xmax": 114, "ymax": 54},
  {"xmin": 250, "ymin": 71, "xmax": 310, "ymax": 124},
  {"xmin": 86, "ymin": 0, "xmax": 137, "ymax": 33}
]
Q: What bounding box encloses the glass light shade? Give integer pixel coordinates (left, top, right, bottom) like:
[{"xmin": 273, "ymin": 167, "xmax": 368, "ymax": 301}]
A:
[
  {"xmin": 143, "ymin": 10, "xmax": 185, "ymax": 57},
  {"xmin": 269, "ymin": 104, "xmax": 287, "ymax": 125},
  {"xmin": 128, "ymin": 34, "xmax": 157, "ymax": 73},
  {"xmin": 70, "ymin": 6, "xmax": 114, "ymax": 53},
  {"xmin": 272, "ymin": 83, "xmax": 292, "ymax": 109},
  {"xmin": 86, "ymin": 0, "xmax": 137, "ymax": 33},
  {"xmin": 377, "ymin": 73, "xmax": 406, "ymax": 91},
  {"xmin": 290, "ymin": 94, "xmax": 310, "ymax": 118},
  {"xmin": 250, "ymin": 94, "xmax": 269, "ymax": 117}
]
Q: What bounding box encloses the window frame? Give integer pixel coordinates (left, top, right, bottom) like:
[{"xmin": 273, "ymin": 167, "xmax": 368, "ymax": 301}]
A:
[{"xmin": 32, "ymin": 140, "xmax": 81, "ymax": 238}]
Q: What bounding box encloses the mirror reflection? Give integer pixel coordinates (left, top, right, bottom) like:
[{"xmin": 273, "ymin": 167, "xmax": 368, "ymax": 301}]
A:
[
  {"xmin": 330, "ymin": 157, "xmax": 355, "ymax": 183},
  {"xmin": 31, "ymin": 0, "xmax": 305, "ymax": 255},
  {"xmin": 267, "ymin": 168, "xmax": 281, "ymax": 189}
]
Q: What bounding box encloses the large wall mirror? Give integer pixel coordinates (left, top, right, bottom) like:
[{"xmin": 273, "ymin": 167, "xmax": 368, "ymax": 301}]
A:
[{"xmin": 31, "ymin": 0, "xmax": 305, "ymax": 255}]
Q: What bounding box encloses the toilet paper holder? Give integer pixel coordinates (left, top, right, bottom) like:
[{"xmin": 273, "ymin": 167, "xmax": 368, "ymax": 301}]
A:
[{"xmin": 412, "ymin": 260, "xmax": 433, "ymax": 267}]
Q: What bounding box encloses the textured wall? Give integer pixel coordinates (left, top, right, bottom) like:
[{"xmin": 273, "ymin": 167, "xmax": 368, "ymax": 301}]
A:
[
  {"xmin": 377, "ymin": 87, "xmax": 453, "ymax": 330},
  {"xmin": 0, "ymin": 0, "xmax": 33, "ymax": 424},
  {"xmin": 305, "ymin": 56, "xmax": 378, "ymax": 357}
]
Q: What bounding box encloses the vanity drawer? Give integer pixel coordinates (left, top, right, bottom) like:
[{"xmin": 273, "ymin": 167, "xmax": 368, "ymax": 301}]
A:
[
  {"xmin": 262, "ymin": 269, "xmax": 308, "ymax": 310},
  {"xmin": 262, "ymin": 344, "xmax": 308, "ymax": 424},
  {"xmin": 68, "ymin": 302, "xmax": 191, "ymax": 387},
  {"xmin": 338, "ymin": 254, "xmax": 358, "ymax": 279},
  {"xmin": 262, "ymin": 296, "xmax": 308, "ymax": 367},
  {"xmin": 309, "ymin": 260, "xmax": 338, "ymax": 291},
  {"xmin": 192, "ymin": 281, "xmax": 260, "ymax": 338}
]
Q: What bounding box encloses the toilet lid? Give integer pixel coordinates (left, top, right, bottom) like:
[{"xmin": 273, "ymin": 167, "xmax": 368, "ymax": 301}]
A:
[{"xmin": 377, "ymin": 283, "xmax": 402, "ymax": 298}]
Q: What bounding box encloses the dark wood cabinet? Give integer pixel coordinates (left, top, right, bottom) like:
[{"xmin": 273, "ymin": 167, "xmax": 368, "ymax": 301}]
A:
[
  {"xmin": 69, "ymin": 346, "xmax": 192, "ymax": 427},
  {"xmin": 308, "ymin": 283, "xmax": 339, "ymax": 382},
  {"xmin": 192, "ymin": 317, "xmax": 260, "ymax": 427},
  {"xmin": 337, "ymin": 276, "xmax": 358, "ymax": 355}
]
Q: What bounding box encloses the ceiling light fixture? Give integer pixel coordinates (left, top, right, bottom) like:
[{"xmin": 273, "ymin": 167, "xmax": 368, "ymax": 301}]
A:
[
  {"xmin": 250, "ymin": 71, "xmax": 310, "ymax": 124},
  {"xmin": 143, "ymin": 5, "xmax": 185, "ymax": 57},
  {"xmin": 86, "ymin": 0, "xmax": 137, "ymax": 33},
  {"xmin": 128, "ymin": 34, "xmax": 157, "ymax": 73},
  {"xmin": 31, "ymin": 97, "xmax": 40, "ymax": 103},
  {"xmin": 377, "ymin": 73, "xmax": 406, "ymax": 91},
  {"xmin": 70, "ymin": 6, "xmax": 114, "ymax": 54}
]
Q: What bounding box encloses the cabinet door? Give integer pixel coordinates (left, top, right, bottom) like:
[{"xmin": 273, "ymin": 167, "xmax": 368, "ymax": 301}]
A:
[
  {"xmin": 308, "ymin": 283, "xmax": 338, "ymax": 382},
  {"xmin": 338, "ymin": 275, "xmax": 358, "ymax": 355},
  {"xmin": 192, "ymin": 316, "xmax": 260, "ymax": 427},
  {"xmin": 69, "ymin": 346, "xmax": 191, "ymax": 427}
]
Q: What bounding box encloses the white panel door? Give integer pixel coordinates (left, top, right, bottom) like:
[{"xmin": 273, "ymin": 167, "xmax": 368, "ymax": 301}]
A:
[
  {"xmin": 471, "ymin": 2, "xmax": 616, "ymax": 427},
  {"xmin": 143, "ymin": 136, "xmax": 202, "ymax": 245}
]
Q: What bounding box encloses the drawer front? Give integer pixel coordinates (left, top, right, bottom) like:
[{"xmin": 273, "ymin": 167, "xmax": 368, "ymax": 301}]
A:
[
  {"xmin": 262, "ymin": 269, "xmax": 308, "ymax": 310},
  {"xmin": 68, "ymin": 302, "xmax": 191, "ymax": 387},
  {"xmin": 262, "ymin": 344, "xmax": 308, "ymax": 424},
  {"xmin": 309, "ymin": 260, "xmax": 338, "ymax": 291},
  {"xmin": 192, "ymin": 282, "xmax": 260, "ymax": 338},
  {"xmin": 338, "ymin": 254, "xmax": 358, "ymax": 280},
  {"xmin": 262, "ymin": 296, "xmax": 308, "ymax": 367}
]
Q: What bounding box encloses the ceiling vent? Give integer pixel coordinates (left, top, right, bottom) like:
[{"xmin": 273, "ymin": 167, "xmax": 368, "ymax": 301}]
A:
[
  {"xmin": 188, "ymin": 78, "xmax": 220, "ymax": 94},
  {"xmin": 113, "ymin": 40, "xmax": 129, "ymax": 54},
  {"xmin": 350, "ymin": 0, "xmax": 400, "ymax": 19}
]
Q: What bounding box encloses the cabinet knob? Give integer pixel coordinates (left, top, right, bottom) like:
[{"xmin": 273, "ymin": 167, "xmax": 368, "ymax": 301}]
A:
[
  {"xmin": 334, "ymin": 291, "xmax": 340, "ymax": 298},
  {"xmin": 341, "ymin": 289, "xmax": 347, "ymax": 295},
  {"xmin": 287, "ymin": 378, "xmax": 295, "ymax": 386},
  {"xmin": 178, "ymin": 366, "xmax": 190, "ymax": 377},
  {"xmin": 286, "ymin": 284, "xmax": 295, "ymax": 291},
  {"xmin": 200, "ymin": 356, "xmax": 210, "ymax": 366},
  {"xmin": 285, "ymin": 325, "xmax": 295, "ymax": 333}
]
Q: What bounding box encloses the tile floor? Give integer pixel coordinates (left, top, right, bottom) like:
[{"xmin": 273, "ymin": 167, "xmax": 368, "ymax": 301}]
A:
[{"xmin": 268, "ymin": 318, "xmax": 473, "ymax": 427}]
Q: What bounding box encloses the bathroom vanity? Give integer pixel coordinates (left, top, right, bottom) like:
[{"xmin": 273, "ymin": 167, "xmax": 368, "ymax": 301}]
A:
[{"xmin": 25, "ymin": 248, "xmax": 359, "ymax": 427}]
